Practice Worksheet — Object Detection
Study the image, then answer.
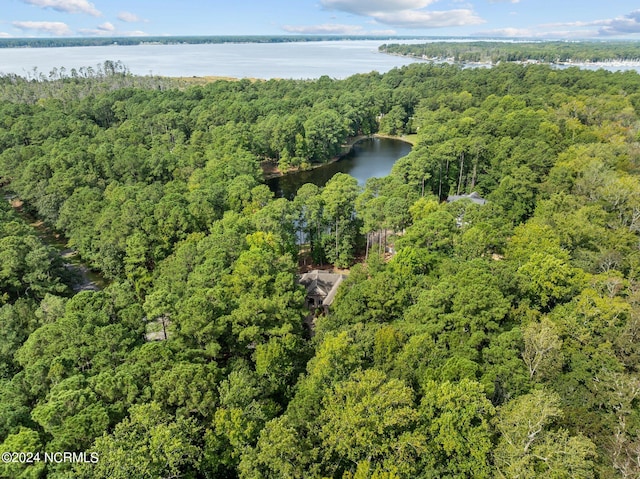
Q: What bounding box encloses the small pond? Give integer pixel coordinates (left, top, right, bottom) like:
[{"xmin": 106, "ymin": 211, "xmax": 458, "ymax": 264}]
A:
[{"xmin": 267, "ymin": 137, "xmax": 412, "ymax": 199}]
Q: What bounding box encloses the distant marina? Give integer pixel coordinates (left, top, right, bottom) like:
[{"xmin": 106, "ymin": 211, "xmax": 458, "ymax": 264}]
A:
[{"xmin": 408, "ymin": 55, "xmax": 640, "ymax": 71}]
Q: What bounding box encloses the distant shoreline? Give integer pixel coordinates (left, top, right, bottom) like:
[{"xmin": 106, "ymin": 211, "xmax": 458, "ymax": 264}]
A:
[
  {"xmin": 386, "ymin": 54, "xmax": 640, "ymax": 69},
  {"xmin": 0, "ymin": 35, "xmax": 429, "ymax": 49},
  {"xmin": 379, "ymin": 40, "xmax": 640, "ymax": 70}
]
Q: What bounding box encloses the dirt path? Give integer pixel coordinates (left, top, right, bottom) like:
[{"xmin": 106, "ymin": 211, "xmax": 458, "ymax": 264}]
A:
[{"xmin": 3, "ymin": 190, "xmax": 105, "ymax": 292}]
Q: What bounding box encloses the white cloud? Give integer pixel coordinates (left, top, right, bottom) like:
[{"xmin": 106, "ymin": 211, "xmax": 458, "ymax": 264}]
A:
[
  {"xmin": 475, "ymin": 27, "xmax": 532, "ymax": 37},
  {"xmin": 475, "ymin": 27, "xmax": 598, "ymax": 39},
  {"xmin": 282, "ymin": 23, "xmax": 365, "ymax": 34},
  {"xmin": 369, "ymin": 29, "xmax": 398, "ymax": 35},
  {"xmin": 12, "ymin": 20, "xmax": 73, "ymax": 35},
  {"xmin": 373, "ymin": 9, "xmax": 484, "ymax": 28},
  {"xmin": 321, "ymin": 0, "xmax": 437, "ymax": 15},
  {"xmin": 319, "ymin": 0, "xmax": 484, "ymax": 30},
  {"xmin": 282, "ymin": 23, "xmax": 399, "ymax": 35},
  {"xmin": 480, "ymin": 9, "xmax": 640, "ymax": 39},
  {"xmin": 21, "ymin": 0, "xmax": 101, "ymax": 16},
  {"xmin": 0, "ymin": 32, "xmax": 12, "ymax": 37},
  {"xmin": 78, "ymin": 24, "xmax": 147, "ymax": 36},
  {"xmin": 117, "ymin": 11, "xmax": 143, "ymax": 23},
  {"xmin": 590, "ymin": 9, "xmax": 640, "ymax": 36},
  {"xmin": 97, "ymin": 22, "xmax": 115, "ymax": 32}
]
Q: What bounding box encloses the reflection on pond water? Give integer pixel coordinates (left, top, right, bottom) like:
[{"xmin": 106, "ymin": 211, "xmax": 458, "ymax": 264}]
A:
[{"xmin": 267, "ymin": 137, "xmax": 412, "ymax": 199}]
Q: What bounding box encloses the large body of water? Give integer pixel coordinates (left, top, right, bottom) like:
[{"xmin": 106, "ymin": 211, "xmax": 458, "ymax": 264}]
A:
[
  {"xmin": 2, "ymin": 40, "xmax": 638, "ymax": 80},
  {"xmin": 268, "ymin": 137, "xmax": 412, "ymax": 199},
  {"xmin": 0, "ymin": 40, "xmax": 425, "ymax": 79}
]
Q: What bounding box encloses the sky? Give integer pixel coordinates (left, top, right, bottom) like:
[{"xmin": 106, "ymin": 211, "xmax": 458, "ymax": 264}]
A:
[{"xmin": 1, "ymin": 0, "xmax": 640, "ymax": 40}]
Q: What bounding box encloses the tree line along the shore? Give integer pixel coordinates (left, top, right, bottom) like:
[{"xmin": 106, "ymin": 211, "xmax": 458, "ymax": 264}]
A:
[{"xmin": 380, "ymin": 40, "xmax": 640, "ymax": 64}]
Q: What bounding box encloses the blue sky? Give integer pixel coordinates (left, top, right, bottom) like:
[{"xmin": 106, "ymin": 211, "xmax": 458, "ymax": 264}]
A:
[{"xmin": 1, "ymin": 0, "xmax": 640, "ymax": 39}]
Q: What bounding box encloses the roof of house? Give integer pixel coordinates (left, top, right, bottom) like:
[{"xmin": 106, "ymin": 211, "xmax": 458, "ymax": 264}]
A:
[
  {"xmin": 322, "ymin": 275, "xmax": 344, "ymax": 307},
  {"xmin": 446, "ymin": 191, "xmax": 487, "ymax": 205},
  {"xmin": 299, "ymin": 270, "xmax": 345, "ymax": 307}
]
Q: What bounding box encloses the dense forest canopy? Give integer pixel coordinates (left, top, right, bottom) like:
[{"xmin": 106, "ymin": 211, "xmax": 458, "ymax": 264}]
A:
[
  {"xmin": 1, "ymin": 58, "xmax": 640, "ymax": 478},
  {"xmin": 380, "ymin": 40, "xmax": 640, "ymax": 64}
]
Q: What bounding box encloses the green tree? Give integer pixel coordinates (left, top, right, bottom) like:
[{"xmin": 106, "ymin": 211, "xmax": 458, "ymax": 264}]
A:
[
  {"xmin": 78, "ymin": 402, "xmax": 201, "ymax": 479},
  {"xmin": 293, "ymin": 182, "xmax": 325, "ymax": 260},
  {"xmin": 321, "ymin": 173, "xmax": 360, "ymax": 267},
  {"xmin": 379, "ymin": 105, "xmax": 407, "ymax": 135},
  {"xmin": 0, "ymin": 427, "xmax": 45, "ymax": 479},
  {"xmin": 31, "ymin": 375, "xmax": 109, "ymax": 451},
  {"xmin": 0, "ymin": 299, "xmax": 38, "ymax": 376},
  {"xmin": 494, "ymin": 389, "xmax": 596, "ymax": 479},
  {"xmin": 517, "ymin": 252, "xmax": 585, "ymax": 310},
  {"xmin": 204, "ymin": 367, "xmax": 280, "ymax": 477},
  {"xmin": 419, "ymin": 379, "xmax": 495, "ymax": 478},
  {"xmin": 304, "ymin": 110, "xmax": 349, "ymax": 162},
  {"xmin": 319, "ymin": 369, "xmax": 423, "ymax": 476},
  {"xmin": 522, "ymin": 318, "xmax": 563, "ymax": 380}
]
